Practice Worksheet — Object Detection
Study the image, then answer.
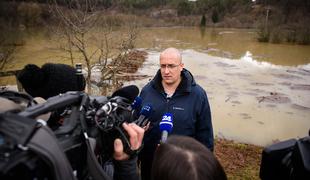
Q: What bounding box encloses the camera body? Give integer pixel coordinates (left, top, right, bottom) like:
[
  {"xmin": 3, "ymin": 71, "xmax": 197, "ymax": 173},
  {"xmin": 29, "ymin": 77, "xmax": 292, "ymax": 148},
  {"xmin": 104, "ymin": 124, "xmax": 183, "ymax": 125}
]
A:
[
  {"xmin": 0, "ymin": 90, "xmax": 142, "ymax": 180},
  {"xmin": 260, "ymin": 134, "xmax": 310, "ymax": 180}
]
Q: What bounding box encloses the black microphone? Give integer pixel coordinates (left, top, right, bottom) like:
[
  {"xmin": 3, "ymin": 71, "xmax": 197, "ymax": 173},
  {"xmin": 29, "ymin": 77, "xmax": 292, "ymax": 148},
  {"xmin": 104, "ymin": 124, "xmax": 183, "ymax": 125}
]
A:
[
  {"xmin": 112, "ymin": 85, "xmax": 139, "ymax": 103},
  {"xmin": 159, "ymin": 113, "xmax": 173, "ymax": 143}
]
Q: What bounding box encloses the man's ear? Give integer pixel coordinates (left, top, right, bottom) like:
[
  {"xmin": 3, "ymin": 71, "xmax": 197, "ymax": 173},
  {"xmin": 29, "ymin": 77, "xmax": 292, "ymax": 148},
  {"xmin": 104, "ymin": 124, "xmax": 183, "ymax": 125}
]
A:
[{"xmin": 180, "ymin": 63, "xmax": 184, "ymax": 71}]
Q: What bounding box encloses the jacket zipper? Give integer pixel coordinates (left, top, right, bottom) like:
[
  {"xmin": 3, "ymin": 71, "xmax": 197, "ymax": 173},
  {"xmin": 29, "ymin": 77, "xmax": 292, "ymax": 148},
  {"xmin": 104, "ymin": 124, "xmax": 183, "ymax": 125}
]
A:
[{"xmin": 166, "ymin": 93, "xmax": 172, "ymax": 113}]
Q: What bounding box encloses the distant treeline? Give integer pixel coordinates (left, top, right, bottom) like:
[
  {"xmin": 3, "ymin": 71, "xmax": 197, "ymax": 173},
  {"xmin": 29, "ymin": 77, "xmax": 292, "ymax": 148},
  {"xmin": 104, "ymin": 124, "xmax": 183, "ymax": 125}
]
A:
[
  {"xmin": 2, "ymin": 0, "xmax": 310, "ymax": 16},
  {"xmin": 0, "ymin": 0, "xmax": 309, "ymax": 44}
]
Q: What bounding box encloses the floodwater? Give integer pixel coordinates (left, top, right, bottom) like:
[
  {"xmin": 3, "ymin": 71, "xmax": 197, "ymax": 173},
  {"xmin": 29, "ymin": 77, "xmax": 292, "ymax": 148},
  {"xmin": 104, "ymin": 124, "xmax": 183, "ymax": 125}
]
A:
[
  {"xmin": 1, "ymin": 27, "xmax": 310, "ymax": 146},
  {"xmin": 125, "ymin": 50, "xmax": 310, "ymax": 146},
  {"xmin": 136, "ymin": 27, "xmax": 310, "ymax": 66}
]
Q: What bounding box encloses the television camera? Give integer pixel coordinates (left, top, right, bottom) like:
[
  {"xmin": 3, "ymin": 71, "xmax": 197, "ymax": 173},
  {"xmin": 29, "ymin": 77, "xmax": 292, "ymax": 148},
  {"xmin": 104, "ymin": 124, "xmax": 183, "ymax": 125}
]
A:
[
  {"xmin": 0, "ymin": 86, "xmax": 147, "ymax": 180},
  {"xmin": 260, "ymin": 130, "xmax": 310, "ymax": 180}
]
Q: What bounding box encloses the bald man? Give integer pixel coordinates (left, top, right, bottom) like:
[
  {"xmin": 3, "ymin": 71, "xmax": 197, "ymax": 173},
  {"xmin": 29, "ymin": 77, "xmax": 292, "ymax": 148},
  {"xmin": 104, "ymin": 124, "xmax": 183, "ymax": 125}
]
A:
[{"xmin": 138, "ymin": 48, "xmax": 214, "ymax": 180}]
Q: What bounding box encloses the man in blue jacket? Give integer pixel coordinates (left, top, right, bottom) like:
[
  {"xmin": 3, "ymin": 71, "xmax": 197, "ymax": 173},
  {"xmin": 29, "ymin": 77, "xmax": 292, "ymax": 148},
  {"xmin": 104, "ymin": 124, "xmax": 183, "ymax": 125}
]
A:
[{"xmin": 139, "ymin": 47, "xmax": 214, "ymax": 180}]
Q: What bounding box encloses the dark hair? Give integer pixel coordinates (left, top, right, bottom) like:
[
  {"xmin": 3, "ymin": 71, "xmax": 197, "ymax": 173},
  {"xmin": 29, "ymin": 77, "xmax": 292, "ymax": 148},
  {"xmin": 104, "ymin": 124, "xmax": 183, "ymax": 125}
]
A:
[{"xmin": 151, "ymin": 135, "xmax": 227, "ymax": 180}]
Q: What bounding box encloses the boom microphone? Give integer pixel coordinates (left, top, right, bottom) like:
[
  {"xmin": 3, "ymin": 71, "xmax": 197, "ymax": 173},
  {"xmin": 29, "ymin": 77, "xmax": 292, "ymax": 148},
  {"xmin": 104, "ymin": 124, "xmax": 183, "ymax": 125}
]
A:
[
  {"xmin": 134, "ymin": 104, "xmax": 152, "ymax": 126},
  {"xmin": 112, "ymin": 85, "xmax": 139, "ymax": 103},
  {"xmin": 160, "ymin": 113, "xmax": 173, "ymax": 143}
]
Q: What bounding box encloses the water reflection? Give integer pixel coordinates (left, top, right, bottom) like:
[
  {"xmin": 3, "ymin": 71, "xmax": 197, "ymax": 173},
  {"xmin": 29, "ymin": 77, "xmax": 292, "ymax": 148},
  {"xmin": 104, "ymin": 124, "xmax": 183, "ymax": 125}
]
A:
[
  {"xmin": 136, "ymin": 27, "xmax": 310, "ymax": 66},
  {"xmin": 199, "ymin": 26, "xmax": 206, "ymax": 38}
]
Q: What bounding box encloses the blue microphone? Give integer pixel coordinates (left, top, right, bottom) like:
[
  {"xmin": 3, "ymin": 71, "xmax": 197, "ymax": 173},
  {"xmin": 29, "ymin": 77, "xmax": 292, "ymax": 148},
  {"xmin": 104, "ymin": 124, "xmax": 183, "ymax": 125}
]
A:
[
  {"xmin": 159, "ymin": 113, "xmax": 173, "ymax": 143},
  {"xmin": 128, "ymin": 96, "xmax": 142, "ymax": 111},
  {"xmin": 134, "ymin": 104, "xmax": 152, "ymax": 126}
]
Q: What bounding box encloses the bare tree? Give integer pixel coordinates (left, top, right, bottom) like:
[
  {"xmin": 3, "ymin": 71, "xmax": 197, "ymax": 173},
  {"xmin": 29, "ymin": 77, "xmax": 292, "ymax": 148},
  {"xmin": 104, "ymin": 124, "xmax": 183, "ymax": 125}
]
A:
[
  {"xmin": 0, "ymin": 27, "xmax": 16, "ymax": 71},
  {"xmin": 97, "ymin": 22, "xmax": 138, "ymax": 90},
  {"xmin": 51, "ymin": 0, "xmax": 138, "ymax": 94},
  {"xmin": 0, "ymin": 46, "xmax": 15, "ymax": 71}
]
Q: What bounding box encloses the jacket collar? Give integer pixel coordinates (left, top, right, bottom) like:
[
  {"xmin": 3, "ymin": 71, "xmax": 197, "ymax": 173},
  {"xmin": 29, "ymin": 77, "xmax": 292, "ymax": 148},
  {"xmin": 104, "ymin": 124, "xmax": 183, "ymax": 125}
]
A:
[{"xmin": 151, "ymin": 68, "xmax": 195, "ymax": 94}]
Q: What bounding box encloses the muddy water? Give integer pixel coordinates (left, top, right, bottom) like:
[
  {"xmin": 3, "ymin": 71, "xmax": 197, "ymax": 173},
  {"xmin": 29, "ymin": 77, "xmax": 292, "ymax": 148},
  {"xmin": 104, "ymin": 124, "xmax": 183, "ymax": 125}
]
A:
[
  {"xmin": 1, "ymin": 27, "xmax": 310, "ymax": 146},
  {"xmin": 136, "ymin": 27, "xmax": 310, "ymax": 66},
  {"xmin": 125, "ymin": 50, "xmax": 310, "ymax": 146}
]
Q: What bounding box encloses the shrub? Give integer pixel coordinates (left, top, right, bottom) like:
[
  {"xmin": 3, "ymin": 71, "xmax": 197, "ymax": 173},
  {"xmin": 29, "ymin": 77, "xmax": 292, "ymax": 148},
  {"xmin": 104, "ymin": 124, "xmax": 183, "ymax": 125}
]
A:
[
  {"xmin": 286, "ymin": 29, "xmax": 297, "ymax": 43},
  {"xmin": 257, "ymin": 27, "xmax": 270, "ymax": 42},
  {"xmin": 200, "ymin": 14, "xmax": 206, "ymax": 27},
  {"xmin": 270, "ymin": 27, "xmax": 283, "ymax": 43},
  {"xmin": 177, "ymin": 1, "xmax": 191, "ymax": 16},
  {"xmin": 296, "ymin": 28, "xmax": 310, "ymax": 45},
  {"xmin": 212, "ymin": 9, "xmax": 219, "ymax": 23}
]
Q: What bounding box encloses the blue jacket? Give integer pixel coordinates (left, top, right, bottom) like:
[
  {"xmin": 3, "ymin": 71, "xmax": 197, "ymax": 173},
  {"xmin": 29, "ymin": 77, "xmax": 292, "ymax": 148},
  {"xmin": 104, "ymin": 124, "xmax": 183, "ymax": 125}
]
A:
[{"xmin": 139, "ymin": 68, "xmax": 214, "ymax": 153}]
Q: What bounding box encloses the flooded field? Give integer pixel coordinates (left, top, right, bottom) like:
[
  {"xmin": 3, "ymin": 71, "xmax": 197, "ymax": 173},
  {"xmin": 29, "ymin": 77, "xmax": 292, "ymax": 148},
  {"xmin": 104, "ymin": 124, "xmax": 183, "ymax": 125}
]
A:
[{"xmin": 1, "ymin": 27, "xmax": 309, "ymax": 146}]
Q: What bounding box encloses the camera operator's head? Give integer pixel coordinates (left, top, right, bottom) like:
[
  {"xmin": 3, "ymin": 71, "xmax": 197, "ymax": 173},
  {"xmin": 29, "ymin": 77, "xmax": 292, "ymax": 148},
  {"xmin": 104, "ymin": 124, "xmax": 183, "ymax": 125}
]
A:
[{"xmin": 151, "ymin": 135, "xmax": 227, "ymax": 180}]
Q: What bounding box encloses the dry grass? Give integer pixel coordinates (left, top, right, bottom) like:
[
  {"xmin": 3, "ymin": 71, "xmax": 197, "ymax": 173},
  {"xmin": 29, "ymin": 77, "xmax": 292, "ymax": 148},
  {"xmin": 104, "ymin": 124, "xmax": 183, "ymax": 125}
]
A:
[{"xmin": 214, "ymin": 138, "xmax": 263, "ymax": 180}]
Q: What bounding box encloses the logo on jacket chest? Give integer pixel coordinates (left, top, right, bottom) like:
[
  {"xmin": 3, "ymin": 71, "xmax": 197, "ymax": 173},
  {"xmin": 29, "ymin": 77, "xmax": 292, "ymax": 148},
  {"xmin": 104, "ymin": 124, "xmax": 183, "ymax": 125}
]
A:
[{"xmin": 173, "ymin": 106, "xmax": 185, "ymax": 111}]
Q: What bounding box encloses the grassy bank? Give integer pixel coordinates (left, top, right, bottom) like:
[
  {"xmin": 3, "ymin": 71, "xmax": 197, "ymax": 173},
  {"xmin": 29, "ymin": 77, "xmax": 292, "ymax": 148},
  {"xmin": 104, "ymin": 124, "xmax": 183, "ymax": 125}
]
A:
[{"xmin": 215, "ymin": 138, "xmax": 263, "ymax": 180}]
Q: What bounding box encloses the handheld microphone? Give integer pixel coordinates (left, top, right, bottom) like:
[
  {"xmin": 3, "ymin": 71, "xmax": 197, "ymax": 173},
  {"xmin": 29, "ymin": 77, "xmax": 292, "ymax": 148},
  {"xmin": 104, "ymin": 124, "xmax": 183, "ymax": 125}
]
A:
[
  {"xmin": 128, "ymin": 96, "xmax": 142, "ymax": 122},
  {"xmin": 159, "ymin": 113, "xmax": 173, "ymax": 143},
  {"xmin": 128, "ymin": 96, "xmax": 142, "ymax": 111},
  {"xmin": 134, "ymin": 104, "xmax": 152, "ymax": 126}
]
